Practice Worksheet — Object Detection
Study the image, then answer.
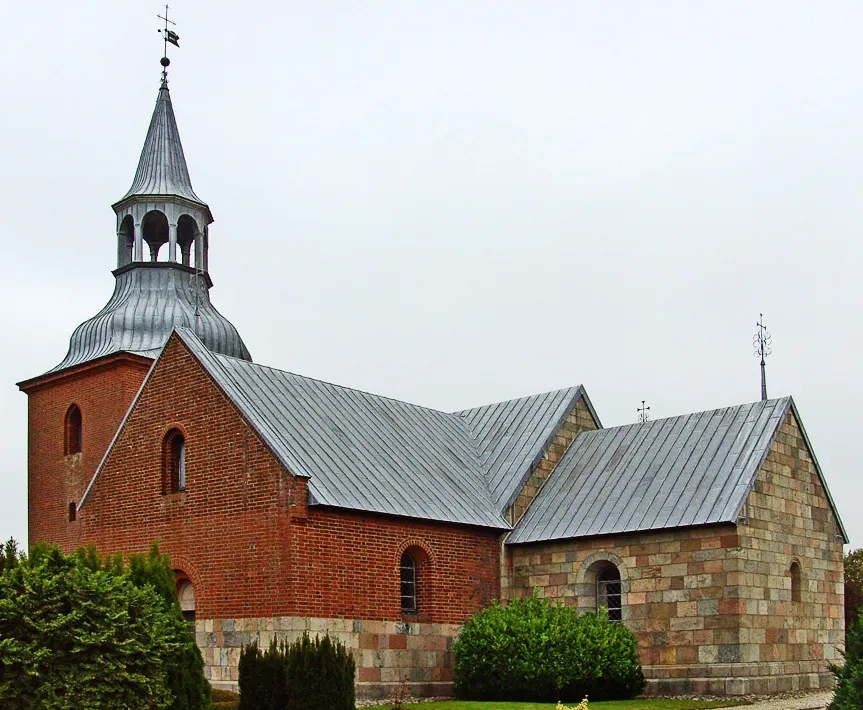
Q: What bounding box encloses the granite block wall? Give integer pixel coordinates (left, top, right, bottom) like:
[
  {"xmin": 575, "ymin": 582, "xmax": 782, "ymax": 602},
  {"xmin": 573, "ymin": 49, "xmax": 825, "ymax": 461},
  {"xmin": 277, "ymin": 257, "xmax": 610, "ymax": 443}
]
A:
[{"xmin": 504, "ymin": 410, "xmax": 844, "ymax": 695}]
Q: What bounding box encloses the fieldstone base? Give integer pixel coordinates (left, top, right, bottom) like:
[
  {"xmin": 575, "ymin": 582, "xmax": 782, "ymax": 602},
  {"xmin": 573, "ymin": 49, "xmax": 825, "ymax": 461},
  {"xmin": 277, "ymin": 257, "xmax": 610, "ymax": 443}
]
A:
[
  {"xmin": 643, "ymin": 662, "xmax": 835, "ymax": 696},
  {"xmin": 195, "ymin": 615, "xmax": 461, "ymax": 699}
]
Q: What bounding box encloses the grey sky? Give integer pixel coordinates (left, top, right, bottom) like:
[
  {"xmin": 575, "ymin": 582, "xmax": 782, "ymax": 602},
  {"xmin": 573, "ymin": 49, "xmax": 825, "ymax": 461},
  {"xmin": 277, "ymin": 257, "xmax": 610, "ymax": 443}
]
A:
[{"xmin": 1, "ymin": 2, "xmax": 860, "ymax": 548}]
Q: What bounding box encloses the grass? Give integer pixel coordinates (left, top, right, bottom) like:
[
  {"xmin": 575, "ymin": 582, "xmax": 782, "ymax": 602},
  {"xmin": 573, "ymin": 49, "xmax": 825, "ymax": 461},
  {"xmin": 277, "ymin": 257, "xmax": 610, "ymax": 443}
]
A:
[
  {"xmin": 207, "ymin": 690, "xmax": 746, "ymax": 710},
  {"xmin": 388, "ymin": 701, "xmax": 743, "ymax": 710}
]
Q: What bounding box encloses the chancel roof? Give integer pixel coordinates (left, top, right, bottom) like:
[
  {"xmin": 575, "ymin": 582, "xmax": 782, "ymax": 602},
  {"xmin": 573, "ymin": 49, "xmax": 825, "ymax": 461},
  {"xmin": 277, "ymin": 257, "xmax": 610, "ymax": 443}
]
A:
[{"xmin": 509, "ymin": 397, "xmax": 848, "ymax": 544}]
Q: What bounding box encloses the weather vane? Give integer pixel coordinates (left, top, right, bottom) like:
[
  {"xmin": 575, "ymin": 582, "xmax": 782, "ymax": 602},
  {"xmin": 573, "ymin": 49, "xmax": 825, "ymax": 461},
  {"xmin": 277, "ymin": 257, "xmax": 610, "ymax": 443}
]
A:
[
  {"xmin": 752, "ymin": 313, "xmax": 772, "ymax": 401},
  {"xmin": 637, "ymin": 400, "xmax": 650, "ymax": 423},
  {"xmin": 157, "ymin": 5, "xmax": 180, "ymax": 81}
]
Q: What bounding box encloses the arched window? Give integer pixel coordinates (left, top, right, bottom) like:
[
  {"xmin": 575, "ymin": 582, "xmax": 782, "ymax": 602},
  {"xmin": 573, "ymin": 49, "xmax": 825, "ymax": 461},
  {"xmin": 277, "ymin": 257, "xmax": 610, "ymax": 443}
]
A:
[
  {"xmin": 400, "ymin": 551, "xmax": 417, "ymax": 613},
  {"xmin": 64, "ymin": 405, "xmax": 82, "ymax": 455},
  {"xmin": 177, "ymin": 579, "xmax": 196, "ymax": 625},
  {"xmin": 596, "ymin": 564, "xmax": 622, "ymax": 622},
  {"xmin": 162, "ymin": 429, "xmax": 186, "ymax": 494},
  {"xmin": 790, "ymin": 560, "xmax": 802, "ymax": 603}
]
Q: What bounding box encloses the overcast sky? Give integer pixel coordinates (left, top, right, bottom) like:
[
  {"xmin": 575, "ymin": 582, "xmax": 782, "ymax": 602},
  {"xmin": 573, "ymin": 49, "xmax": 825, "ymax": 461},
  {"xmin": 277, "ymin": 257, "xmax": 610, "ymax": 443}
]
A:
[{"xmin": 1, "ymin": 2, "xmax": 861, "ymax": 549}]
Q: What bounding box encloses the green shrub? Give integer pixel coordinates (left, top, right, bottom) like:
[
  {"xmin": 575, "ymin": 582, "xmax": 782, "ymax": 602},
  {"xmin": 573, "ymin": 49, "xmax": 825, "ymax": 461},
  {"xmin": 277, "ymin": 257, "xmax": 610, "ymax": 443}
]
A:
[
  {"xmin": 238, "ymin": 639, "xmax": 288, "ymax": 710},
  {"xmin": 284, "ymin": 633, "xmax": 355, "ymax": 710},
  {"xmin": 453, "ymin": 593, "xmax": 645, "ymax": 702},
  {"xmin": 0, "ymin": 541, "xmax": 209, "ymax": 710},
  {"xmin": 238, "ymin": 632, "xmax": 355, "ymax": 710},
  {"xmin": 830, "ymin": 610, "xmax": 863, "ymax": 710}
]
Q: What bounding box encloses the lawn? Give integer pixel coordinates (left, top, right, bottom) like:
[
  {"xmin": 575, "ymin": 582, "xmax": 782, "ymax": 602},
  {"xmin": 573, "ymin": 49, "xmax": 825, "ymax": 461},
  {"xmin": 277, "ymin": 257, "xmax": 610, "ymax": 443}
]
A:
[
  {"xmin": 389, "ymin": 701, "xmax": 743, "ymax": 710},
  {"xmin": 209, "ymin": 694, "xmax": 745, "ymax": 709}
]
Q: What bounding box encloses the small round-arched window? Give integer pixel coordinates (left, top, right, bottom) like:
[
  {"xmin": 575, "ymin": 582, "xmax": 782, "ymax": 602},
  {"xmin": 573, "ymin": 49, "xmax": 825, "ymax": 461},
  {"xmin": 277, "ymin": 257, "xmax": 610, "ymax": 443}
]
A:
[
  {"xmin": 177, "ymin": 579, "xmax": 195, "ymax": 623},
  {"xmin": 400, "ymin": 551, "xmax": 417, "ymax": 613},
  {"xmin": 161, "ymin": 429, "xmax": 186, "ymax": 494},
  {"xmin": 596, "ymin": 564, "xmax": 622, "ymax": 622}
]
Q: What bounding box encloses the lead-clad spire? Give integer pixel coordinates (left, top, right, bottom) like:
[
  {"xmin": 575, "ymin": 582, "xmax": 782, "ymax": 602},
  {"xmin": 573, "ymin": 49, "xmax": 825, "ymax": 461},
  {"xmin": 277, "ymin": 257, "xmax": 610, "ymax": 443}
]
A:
[
  {"xmin": 45, "ymin": 17, "xmax": 252, "ymax": 375},
  {"xmin": 118, "ymin": 77, "xmax": 207, "ymax": 208}
]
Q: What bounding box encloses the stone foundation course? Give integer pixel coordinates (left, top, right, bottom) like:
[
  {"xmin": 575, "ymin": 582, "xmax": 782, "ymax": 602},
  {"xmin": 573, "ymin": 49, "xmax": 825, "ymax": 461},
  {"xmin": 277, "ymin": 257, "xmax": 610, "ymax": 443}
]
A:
[{"xmin": 197, "ymin": 615, "xmax": 460, "ymax": 699}]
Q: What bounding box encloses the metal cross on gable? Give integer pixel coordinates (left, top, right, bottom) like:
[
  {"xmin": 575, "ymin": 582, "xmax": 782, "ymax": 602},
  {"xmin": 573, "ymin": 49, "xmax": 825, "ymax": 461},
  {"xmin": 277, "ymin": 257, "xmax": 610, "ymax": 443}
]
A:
[
  {"xmin": 637, "ymin": 400, "xmax": 651, "ymax": 423},
  {"xmin": 752, "ymin": 313, "xmax": 772, "ymax": 401}
]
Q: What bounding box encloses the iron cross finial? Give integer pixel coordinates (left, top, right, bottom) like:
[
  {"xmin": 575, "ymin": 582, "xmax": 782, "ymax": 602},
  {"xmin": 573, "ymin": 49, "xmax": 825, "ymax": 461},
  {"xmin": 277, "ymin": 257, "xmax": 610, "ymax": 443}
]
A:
[
  {"xmin": 637, "ymin": 400, "xmax": 651, "ymax": 423},
  {"xmin": 157, "ymin": 4, "xmax": 180, "ymax": 81}
]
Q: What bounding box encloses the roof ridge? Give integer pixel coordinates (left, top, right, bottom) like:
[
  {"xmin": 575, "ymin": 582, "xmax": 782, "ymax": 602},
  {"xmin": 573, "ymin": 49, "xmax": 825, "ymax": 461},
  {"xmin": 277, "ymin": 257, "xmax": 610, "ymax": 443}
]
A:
[
  {"xmin": 582, "ymin": 396, "xmax": 792, "ymax": 434},
  {"xmin": 212, "ymin": 349, "xmax": 472, "ymax": 418},
  {"xmin": 453, "ymin": 385, "xmax": 583, "ymax": 416}
]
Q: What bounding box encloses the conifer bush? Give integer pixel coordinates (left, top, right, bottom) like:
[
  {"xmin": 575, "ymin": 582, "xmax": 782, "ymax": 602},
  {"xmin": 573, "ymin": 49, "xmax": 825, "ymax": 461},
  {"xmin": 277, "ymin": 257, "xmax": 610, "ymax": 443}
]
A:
[
  {"xmin": 453, "ymin": 593, "xmax": 645, "ymax": 702},
  {"xmin": 829, "ymin": 610, "xmax": 863, "ymax": 710},
  {"xmin": 0, "ymin": 541, "xmax": 209, "ymax": 710},
  {"xmin": 238, "ymin": 632, "xmax": 355, "ymax": 710}
]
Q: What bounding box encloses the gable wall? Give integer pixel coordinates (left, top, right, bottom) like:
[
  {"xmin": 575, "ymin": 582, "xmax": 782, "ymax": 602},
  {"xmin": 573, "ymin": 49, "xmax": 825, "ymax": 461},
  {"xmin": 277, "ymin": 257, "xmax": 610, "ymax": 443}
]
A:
[
  {"xmin": 504, "ymin": 411, "xmax": 843, "ymax": 696},
  {"xmin": 22, "ymin": 357, "xmax": 151, "ymax": 550},
  {"xmin": 79, "ymin": 336, "xmax": 298, "ymax": 620},
  {"xmin": 73, "ymin": 336, "xmax": 501, "ymax": 697},
  {"xmin": 508, "ymin": 396, "xmax": 598, "ymax": 523},
  {"xmin": 734, "ymin": 409, "xmax": 844, "ymax": 681}
]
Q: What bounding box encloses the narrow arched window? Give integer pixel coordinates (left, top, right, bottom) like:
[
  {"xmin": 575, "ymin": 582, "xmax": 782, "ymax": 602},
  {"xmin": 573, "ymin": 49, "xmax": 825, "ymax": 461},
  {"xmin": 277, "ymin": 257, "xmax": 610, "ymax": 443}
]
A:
[
  {"xmin": 400, "ymin": 551, "xmax": 417, "ymax": 613},
  {"xmin": 596, "ymin": 564, "xmax": 622, "ymax": 622},
  {"xmin": 64, "ymin": 405, "xmax": 82, "ymax": 455},
  {"xmin": 790, "ymin": 561, "xmax": 802, "ymax": 603},
  {"xmin": 162, "ymin": 429, "xmax": 186, "ymax": 494}
]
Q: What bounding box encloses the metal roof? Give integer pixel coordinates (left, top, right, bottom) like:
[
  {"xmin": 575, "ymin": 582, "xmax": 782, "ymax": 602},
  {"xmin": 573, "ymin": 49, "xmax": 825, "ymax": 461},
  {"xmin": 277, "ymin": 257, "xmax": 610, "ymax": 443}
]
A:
[
  {"xmin": 115, "ymin": 79, "xmax": 207, "ymax": 208},
  {"xmin": 509, "ymin": 397, "xmax": 847, "ymax": 544},
  {"xmin": 179, "ymin": 329, "xmax": 510, "ymax": 529},
  {"xmin": 456, "ymin": 387, "xmax": 590, "ymax": 514},
  {"xmin": 50, "ymin": 264, "xmax": 251, "ymax": 373}
]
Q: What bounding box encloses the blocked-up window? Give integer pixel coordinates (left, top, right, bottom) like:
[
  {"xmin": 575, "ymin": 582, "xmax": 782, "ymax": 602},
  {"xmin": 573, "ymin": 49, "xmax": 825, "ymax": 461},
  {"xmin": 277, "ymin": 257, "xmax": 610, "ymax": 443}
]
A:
[
  {"xmin": 596, "ymin": 565, "xmax": 622, "ymax": 622},
  {"xmin": 790, "ymin": 561, "xmax": 802, "ymax": 603},
  {"xmin": 64, "ymin": 405, "xmax": 82, "ymax": 455}
]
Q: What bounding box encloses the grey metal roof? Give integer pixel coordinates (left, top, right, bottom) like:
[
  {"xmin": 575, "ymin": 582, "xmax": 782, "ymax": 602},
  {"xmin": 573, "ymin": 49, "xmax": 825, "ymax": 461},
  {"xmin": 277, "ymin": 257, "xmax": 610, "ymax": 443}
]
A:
[
  {"xmin": 509, "ymin": 397, "xmax": 810, "ymax": 544},
  {"xmin": 178, "ymin": 328, "xmax": 509, "ymax": 529},
  {"xmin": 50, "ymin": 263, "xmax": 251, "ymax": 373},
  {"xmin": 115, "ymin": 79, "xmax": 207, "ymax": 208},
  {"xmin": 456, "ymin": 387, "xmax": 591, "ymax": 514}
]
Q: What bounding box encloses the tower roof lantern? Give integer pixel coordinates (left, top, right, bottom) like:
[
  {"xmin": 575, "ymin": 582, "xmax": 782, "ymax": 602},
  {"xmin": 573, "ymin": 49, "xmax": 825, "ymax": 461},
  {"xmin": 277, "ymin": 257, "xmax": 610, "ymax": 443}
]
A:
[{"xmin": 113, "ymin": 76, "xmax": 212, "ymax": 221}]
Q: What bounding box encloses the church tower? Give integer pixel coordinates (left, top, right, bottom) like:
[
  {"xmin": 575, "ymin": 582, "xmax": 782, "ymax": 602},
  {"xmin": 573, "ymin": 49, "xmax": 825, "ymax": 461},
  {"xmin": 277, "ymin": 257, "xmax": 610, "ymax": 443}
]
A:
[{"xmin": 19, "ymin": 64, "xmax": 250, "ymax": 550}]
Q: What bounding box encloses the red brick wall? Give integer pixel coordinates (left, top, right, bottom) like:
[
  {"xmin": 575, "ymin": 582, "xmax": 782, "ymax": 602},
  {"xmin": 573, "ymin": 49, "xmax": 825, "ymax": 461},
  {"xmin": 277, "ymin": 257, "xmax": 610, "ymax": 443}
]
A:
[
  {"xmin": 77, "ymin": 334, "xmax": 500, "ymax": 624},
  {"xmin": 20, "ymin": 355, "xmax": 152, "ymax": 550},
  {"xmin": 293, "ymin": 509, "xmax": 500, "ymax": 622}
]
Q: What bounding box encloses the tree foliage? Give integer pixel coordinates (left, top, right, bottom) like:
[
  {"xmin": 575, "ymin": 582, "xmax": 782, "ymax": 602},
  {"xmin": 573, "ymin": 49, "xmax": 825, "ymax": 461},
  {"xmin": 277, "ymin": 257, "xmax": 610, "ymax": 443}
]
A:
[
  {"xmin": 453, "ymin": 593, "xmax": 645, "ymax": 702},
  {"xmin": 829, "ymin": 609, "xmax": 863, "ymax": 710},
  {"xmin": 844, "ymin": 549, "xmax": 863, "ymax": 636},
  {"xmin": 0, "ymin": 541, "xmax": 209, "ymax": 710}
]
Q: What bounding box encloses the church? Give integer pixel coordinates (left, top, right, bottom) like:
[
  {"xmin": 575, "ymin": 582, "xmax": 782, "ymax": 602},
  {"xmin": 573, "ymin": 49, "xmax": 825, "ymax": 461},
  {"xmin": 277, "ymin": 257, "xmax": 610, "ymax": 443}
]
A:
[{"xmin": 18, "ymin": 63, "xmax": 847, "ymax": 699}]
